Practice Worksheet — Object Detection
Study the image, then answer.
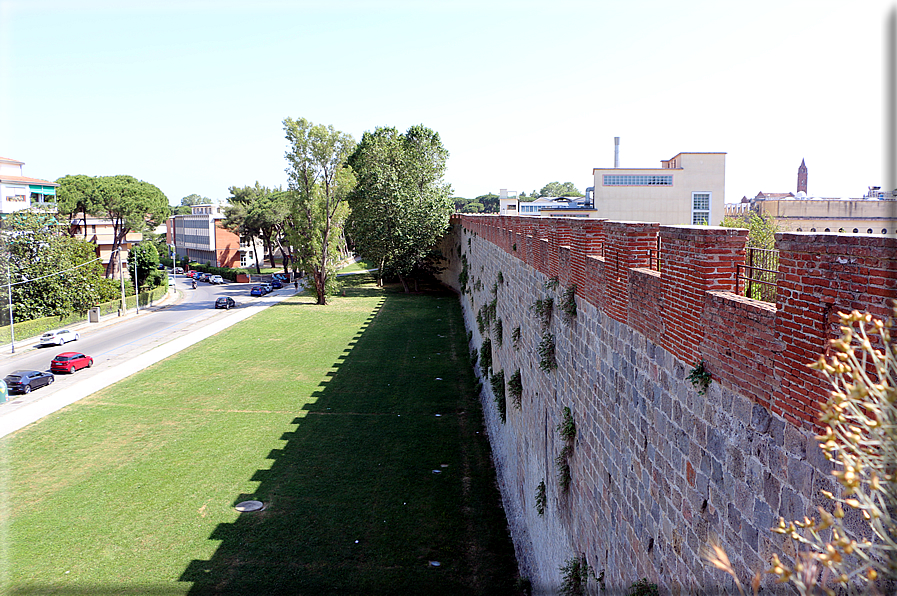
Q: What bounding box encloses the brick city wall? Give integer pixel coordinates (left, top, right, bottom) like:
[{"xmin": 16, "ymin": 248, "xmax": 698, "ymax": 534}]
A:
[{"xmin": 435, "ymin": 215, "xmax": 896, "ymax": 594}]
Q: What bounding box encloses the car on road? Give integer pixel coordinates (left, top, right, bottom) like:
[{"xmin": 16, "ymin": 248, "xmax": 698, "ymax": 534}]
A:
[
  {"xmin": 259, "ymin": 282, "xmax": 273, "ymax": 294},
  {"xmin": 270, "ymin": 279, "xmax": 283, "ymax": 289},
  {"xmin": 185, "ymin": 270, "xmax": 197, "ymax": 278},
  {"xmin": 208, "ymin": 275, "xmax": 224, "ymax": 284},
  {"xmin": 250, "ymin": 286, "xmax": 264, "ymax": 297},
  {"xmin": 3, "ymin": 370, "xmax": 54, "ymax": 394},
  {"xmin": 38, "ymin": 329, "xmax": 79, "ymax": 346},
  {"xmin": 50, "ymin": 352, "xmax": 94, "ymax": 374},
  {"xmin": 215, "ymin": 297, "xmax": 236, "ymax": 309},
  {"xmin": 174, "ymin": 266, "xmax": 184, "ymax": 274}
]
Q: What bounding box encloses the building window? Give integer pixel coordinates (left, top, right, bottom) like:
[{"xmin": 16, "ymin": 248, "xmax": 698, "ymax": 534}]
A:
[
  {"xmin": 691, "ymin": 192, "xmax": 710, "ymax": 225},
  {"xmin": 867, "ymin": 229, "xmax": 873, "ymax": 234},
  {"xmin": 825, "ymin": 228, "xmax": 831, "ymax": 232},
  {"xmin": 796, "ymin": 228, "xmax": 803, "ymax": 232},
  {"xmin": 810, "ymin": 228, "xmax": 816, "ymax": 232},
  {"xmin": 603, "ymin": 174, "xmax": 673, "ymax": 186},
  {"xmin": 853, "ymin": 228, "xmax": 859, "ymax": 233},
  {"xmin": 883, "ymin": 229, "xmax": 888, "ymax": 234}
]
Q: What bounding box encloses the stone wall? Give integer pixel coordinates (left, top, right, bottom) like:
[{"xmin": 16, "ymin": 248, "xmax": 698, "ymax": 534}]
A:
[{"xmin": 435, "ymin": 216, "xmax": 897, "ymax": 594}]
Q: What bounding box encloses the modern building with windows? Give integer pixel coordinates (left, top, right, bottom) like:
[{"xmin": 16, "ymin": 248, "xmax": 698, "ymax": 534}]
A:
[
  {"xmin": 166, "ymin": 203, "xmax": 264, "ymax": 268},
  {"xmin": 0, "ymin": 156, "xmax": 58, "ymax": 215},
  {"xmin": 592, "ymin": 151, "xmax": 726, "ymax": 225}
]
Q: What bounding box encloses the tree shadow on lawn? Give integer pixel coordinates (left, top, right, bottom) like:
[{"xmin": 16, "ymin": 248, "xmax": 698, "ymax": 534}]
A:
[{"xmin": 178, "ymin": 283, "xmax": 519, "ymax": 595}]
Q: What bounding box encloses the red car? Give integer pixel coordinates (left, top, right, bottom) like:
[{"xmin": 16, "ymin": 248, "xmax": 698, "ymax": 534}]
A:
[{"xmin": 50, "ymin": 352, "xmax": 94, "ymax": 374}]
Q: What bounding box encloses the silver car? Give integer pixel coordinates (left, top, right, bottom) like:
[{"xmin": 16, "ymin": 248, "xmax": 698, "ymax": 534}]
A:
[{"xmin": 38, "ymin": 329, "xmax": 80, "ymax": 346}]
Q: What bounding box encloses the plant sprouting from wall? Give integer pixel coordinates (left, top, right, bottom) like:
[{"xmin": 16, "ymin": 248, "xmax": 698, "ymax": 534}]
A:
[
  {"xmin": 532, "ymin": 297, "xmax": 553, "ymax": 330},
  {"xmin": 687, "ymin": 360, "xmax": 712, "ymax": 395},
  {"xmin": 477, "ymin": 308, "xmax": 486, "ymax": 334},
  {"xmin": 535, "ymin": 479, "xmax": 547, "ymax": 516},
  {"xmin": 497, "ymin": 270, "xmax": 504, "ymax": 284},
  {"xmin": 559, "ymin": 554, "xmax": 592, "ymax": 596},
  {"xmin": 538, "ymin": 332, "xmax": 557, "ymax": 372},
  {"xmin": 490, "ymin": 369, "xmax": 506, "ymax": 423},
  {"xmin": 556, "ymin": 406, "xmax": 576, "ymax": 493},
  {"xmin": 508, "ymin": 369, "xmax": 523, "ymax": 409},
  {"xmin": 479, "ymin": 338, "xmax": 493, "ymax": 378},
  {"xmin": 705, "ymin": 309, "xmax": 897, "ymax": 595},
  {"xmin": 459, "ymin": 254, "xmax": 469, "ymax": 294},
  {"xmin": 469, "ymin": 348, "xmax": 478, "ymax": 368},
  {"xmin": 512, "ymin": 326, "xmax": 522, "ymax": 350},
  {"xmin": 494, "ymin": 318, "xmax": 503, "ymax": 347},
  {"xmin": 627, "ymin": 578, "xmax": 659, "ymax": 596},
  {"xmin": 561, "ymin": 284, "xmax": 577, "ymax": 324},
  {"xmin": 545, "ymin": 276, "xmax": 560, "ymax": 291}
]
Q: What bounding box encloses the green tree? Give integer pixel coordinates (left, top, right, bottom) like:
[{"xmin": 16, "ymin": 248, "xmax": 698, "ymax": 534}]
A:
[
  {"xmin": 538, "ymin": 181, "xmax": 583, "ymax": 197},
  {"xmin": 347, "ymin": 124, "xmax": 453, "ymax": 292},
  {"xmin": 128, "ymin": 241, "xmax": 160, "ymax": 290},
  {"xmin": 283, "ymin": 117, "xmax": 356, "ymax": 305},
  {"xmin": 55, "ymin": 174, "xmax": 98, "ymax": 239},
  {"xmin": 56, "ymin": 174, "xmax": 169, "ymax": 279},
  {"xmin": 475, "ymin": 193, "xmax": 500, "ymax": 213},
  {"xmin": 1, "ymin": 211, "xmax": 117, "ymax": 322},
  {"xmin": 462, "ymin": 202, "xmax": 484, "ymax": 213},
  {"xmin": 720, "ymin": 209, "xmax": 779, "ymax": 250},
  {"xmin": 225, "ymin": 183, "xmax": 292, "ymax": 272},
  {"xmin": 173, "ymin": 193, "xmax": 209, "ymax": 215}
]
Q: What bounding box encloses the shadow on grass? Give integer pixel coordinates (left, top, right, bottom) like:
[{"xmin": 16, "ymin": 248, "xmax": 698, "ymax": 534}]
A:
[{"xmin": 174, "ymin": 282, "xmax": 518, "ymax": 595}]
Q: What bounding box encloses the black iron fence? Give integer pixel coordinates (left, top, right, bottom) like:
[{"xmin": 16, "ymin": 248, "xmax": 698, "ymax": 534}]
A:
[
  {"xmin": 648, "ymin": 236, "xmax": 662, "ymax": 272},
  {"xmin": 737, "ymin": 247, "xmax": 779, "ymax": 303}
]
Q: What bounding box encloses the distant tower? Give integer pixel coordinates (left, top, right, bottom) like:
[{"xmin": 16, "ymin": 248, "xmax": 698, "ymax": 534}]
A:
[{"xmin": 797, "ymin": 159, "xmax": 808, "ymax": 194}]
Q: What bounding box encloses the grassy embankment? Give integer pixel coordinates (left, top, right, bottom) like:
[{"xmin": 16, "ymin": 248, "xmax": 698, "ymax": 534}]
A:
[{"xmin": 1, "ymin": 275, "xmax": 518, "ymax": 595}]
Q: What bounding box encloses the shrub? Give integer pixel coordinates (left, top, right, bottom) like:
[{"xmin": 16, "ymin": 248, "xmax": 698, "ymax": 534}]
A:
[
  {"xmin": 512, "ymin": 326, "xmax": 522, "ymax": 350},
  {"xmin": 559, "ymin": 554, "xmax": 592, "ymax": 596},
  {"xmin": 480, "ymin": 338, "xmax": 492, "ymax": 377},
  {"xmin": 490, "ymin": 370, "xmax": 506, "ymax": 423},
  {"xmin": 532, "ymin": 297, "xmax": 553, "ymax": 330},
  {"xmin": 494, "ymin": 318, "xmax": 503, "ymax": 347},
  {"xmin": 535, "ymin": 479, "xmax": 546, "ymax": 516},
  {"xmin": 560, "ymin": 284, "xmax": 577, "ymax": 324},
  {"xmin": 538, "ymin": 332, "xmax": 556, "ymax": 372},
  {"xmin": 508, "ymin": 370, "xmax": 523, "ymax": 409}
]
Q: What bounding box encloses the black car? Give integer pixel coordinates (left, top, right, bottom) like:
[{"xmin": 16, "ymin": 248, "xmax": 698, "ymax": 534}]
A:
[
  {"xmin": 4, "ymin": 370, "xmax": 54, "ymax": 394},
  {"xmin": 215, "ymin": 297, "xmax": 236, "ymax": 310}
]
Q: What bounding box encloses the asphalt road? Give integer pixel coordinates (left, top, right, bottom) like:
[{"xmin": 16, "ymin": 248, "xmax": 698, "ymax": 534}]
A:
[{"xmin": 0, "ymin": 276, "xmax": 295, "ymax": 436}]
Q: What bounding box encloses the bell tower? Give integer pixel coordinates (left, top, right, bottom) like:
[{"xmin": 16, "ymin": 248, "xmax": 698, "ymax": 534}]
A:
[{"xmin": 797, "ymin": 158, "xmax": 808, "ymax": 194}]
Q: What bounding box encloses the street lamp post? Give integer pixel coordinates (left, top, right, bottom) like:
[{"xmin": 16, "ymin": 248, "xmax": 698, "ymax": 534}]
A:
[
  {"xmin": 133, "ymin": 253, "xmax": 139, "ymax": 315},
  {"xmin": 6, "ymin": 262, "xmax": 15, "ymax": 354},
  {"xmin": 117, "ymin": 249, "xmax": 126, "ymax": 316}
]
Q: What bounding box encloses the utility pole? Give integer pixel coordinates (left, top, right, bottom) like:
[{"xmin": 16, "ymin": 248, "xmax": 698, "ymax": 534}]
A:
[
  {"xmin": 118, "ymin": 249, "xmax": 126, "ymax": 316},
  {"xmin": 133, "ymin": 253, "xmax": 139, "ymax": 315}
]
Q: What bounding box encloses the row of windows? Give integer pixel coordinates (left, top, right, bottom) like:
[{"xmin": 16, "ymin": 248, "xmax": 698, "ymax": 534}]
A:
[
  {"xmin": 796, "ymin": 227, "xmax": 891, "ymax": 234},
  {"xmin": 603, "ymin": 175, "xmax": 673, "ymax": 186}
]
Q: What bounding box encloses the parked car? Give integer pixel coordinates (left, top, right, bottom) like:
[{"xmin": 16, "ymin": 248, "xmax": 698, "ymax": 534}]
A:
[
  {"xmin": 208, "ymin": 275, "xmax": 224, "ymax": 284},
  {"xmin": 215, "ymin": 297, "xmax": 236, "ymax": 309},
  {"xmin": 174, "ymin": 266, "xmax": 184, "ymax": 274},
  {"xmin": 270, "ymin": 279, "xmax": 283, "ymax": 289},
  {"xmin": 258, "ymin": 282, "xmax": 273, "ymax": 294},
  {"xmin": 3, "ymin": 370, "xmax": 54, "ymax": 394},
  {"xmin": 50, "ymin": 352, "xmax": 94, "ymax": 374},
  {"xmin": 185, "ymin": 270, "xmax": 197, "ymax": 278},
  {"xmin": 250, "ymin": 286, "xmax": 264, "ymax": 297},
  {"xmin": 272, "ymin": 272, "xmax": 290, "ymax": 283},
  {"xmin": 38, "ymin": 329, "xmax": 79, "ymax": 346}
]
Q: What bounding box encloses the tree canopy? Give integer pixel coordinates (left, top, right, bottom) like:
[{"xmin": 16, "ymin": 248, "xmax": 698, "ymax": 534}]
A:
[
  {"xmin": 56, "ymin": 174, "xmax": 169, "ymax": 278},
  {"xmin": 347, "ymin": 124, "xmax": 453, "ymax": 291},
  {"xmin": 173, "ymin": 193, "xmax": 209, "ymax": 215},
  {"xmin": 536, "ymin": 181, "xmax": 583, "ymax": 198},
  {"xmin": 283, "ymin": 117, "xmax": 356, "ymax": 305}
]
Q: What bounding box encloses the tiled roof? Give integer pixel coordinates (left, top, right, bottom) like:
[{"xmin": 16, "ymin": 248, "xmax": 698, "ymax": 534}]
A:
[
  {"xmin": 0, "ymin": 174, "xmax": 58, "ymax": 186},
  {"xmin": 0, "ymin": 157, "xmax": 25, "ymax": 164}
]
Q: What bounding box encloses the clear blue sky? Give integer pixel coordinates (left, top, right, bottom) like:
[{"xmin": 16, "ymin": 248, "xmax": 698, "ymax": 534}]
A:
[{"xmin": 2, "ymin": 0, "xmax": 893, "ymax": 206}]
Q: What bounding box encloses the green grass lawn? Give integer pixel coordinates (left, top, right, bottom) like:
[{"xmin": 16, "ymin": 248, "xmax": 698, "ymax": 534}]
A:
[
  {"xmin": 0, "ymin": 275, "xmax": 518, "ymax": 595},
  {"xmin": 339, "ymin": 259, "xmax": 376, "ymax": 274}
]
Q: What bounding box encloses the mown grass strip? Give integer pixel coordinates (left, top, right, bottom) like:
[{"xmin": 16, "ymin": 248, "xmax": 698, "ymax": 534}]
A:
[{"xmin": 1, "ymin": 275, "xmax": 518, "ymax": 595}]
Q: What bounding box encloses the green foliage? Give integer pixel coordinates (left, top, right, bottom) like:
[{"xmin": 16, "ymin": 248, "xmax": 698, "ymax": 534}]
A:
[
  {"xmin": 627, "ymin": 578, "xmax": 659, "ymax": 596},
  {"xmin": 494, "ymin": 317, "xmax": 503, "ymax": 347},
  {"xmin": 538, "ymin": 332, "xmax": 557, "ymax": 372},
  {"xmin": 535, "ymin": 479, "xmax": 547, "ymax": 516},
  {"xmin": 56, "ymin": 173, "xmax": 169, "ymax": 278},
  {"xmin": 545, "ymin": 276, "xmax": 560, "ymax": 291},
  {"xmin": 538, "ymin": 182, "xmax": 584, "ymax": 198},
  {"xmin": 720, "ymin": 210, "xmax": 779, "ymax": 250},
  {"xmin": 496, "ymin": 270, "xmax": 503, "ymax": 284},
  {"xmin": 459, "ymin": 254, "xmax": 469, "ymax": 294},
  {"xmin": 686, "ymin": 360, "xmax": 712, "ymax": 395},
  {"xmin": 461, "ymin": 201, "xmax": 484, "ymax": 213},
  {"xmin": 1, "ymin": 211, "xmax": 113, "ymax": 322},
  {"xmin": 532, "ymin": 297, "xmax": 553, "ymax": 329},
  {"xmin": 469, "ymin": 348, "xmax": 479, "ymax": 368},
  {"xmin": 284, "ymin": 117, "xmax": 356, "ymax": 305},
  {"xmin": 128, "ymin": 241, "xmax": 160, "ymax": 290},
  {"xmin": 490, "ymin": 370, "xmax": 506, "ymax": 423},
  {"xmin": 557, "ymin": 406, "xmax": 576, "ymax": 442},
  {"xmin": 512, "ymin": 326, "xmax": 522, "ymax": 350},
  {"xmin": 508, "ymin": 370, "xmax": 523, "ymax": 409},
  {"xmin": 225, "ymin": 182, "xmax": 293, "ymax": 273},
  {"xmin": 190, "ymin": 263, "xmax": 249, "ymax": 283},
  {"xmin": 559, "ymin": 555, "xmax": 591, "ymax": 595},
  {"xmin": 512, "ymin": 243, "xmax": 517, "ymax": 252},
  {"xmin": 561, "ymin": 284, "xmax": 577, "ymax": 324},
  {"xmin": 347, "ymin": 124, "xmax": 453, "ymax": 291},
  {"xmin": 480, "ymin": 338, "xmax": 493, "ymax": 377}
]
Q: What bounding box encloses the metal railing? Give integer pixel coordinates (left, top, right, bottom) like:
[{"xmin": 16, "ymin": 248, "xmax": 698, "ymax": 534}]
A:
[{"xmin": 736, "ymin": 247, "xmax": 779, "ymax": 303}]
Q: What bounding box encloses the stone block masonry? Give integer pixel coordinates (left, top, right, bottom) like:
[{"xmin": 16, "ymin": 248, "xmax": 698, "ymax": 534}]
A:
[{"xmin": 435, "ymin": 215, "xmax": 896, "ymax": 594}]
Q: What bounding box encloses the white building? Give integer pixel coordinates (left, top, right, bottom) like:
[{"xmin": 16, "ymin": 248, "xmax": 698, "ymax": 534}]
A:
[{"xmin": 0, "ymin": 156, "xmax": 58, "ymax": 215}]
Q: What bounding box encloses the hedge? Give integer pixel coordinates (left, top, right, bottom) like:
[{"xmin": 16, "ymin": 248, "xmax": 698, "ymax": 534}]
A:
[{"xmin": 0, "ymin": 284, "xmax": 170, "ymax": 345}]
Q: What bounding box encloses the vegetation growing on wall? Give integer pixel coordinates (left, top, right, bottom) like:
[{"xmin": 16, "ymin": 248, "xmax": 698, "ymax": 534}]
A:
[
  {"xmin": 480, "ymin": 338, "xmax": 493, "ymax": 377},
  {"xmin": 545, "ymin": 275, "xmax": 560, "ymax": 291},
  {"xmin": 512, "ymin": 326, "xmax": 522, "ymax": 350},
  {"xmin": 459, "ymin": 254, "xmax": 469, "ymax": 294},
  {"xmin": 508, "ymin": 370, "xmax": 523, "ymax": 409},
  {"xmin": 687, "ymin": 360, "xmax": 712, "ymax": 395},
  {"xmin": 538, "ymin": 332, "xmax": 557, "ymax": 372},
  {"xmin": 533, "ymin": 297, "xmax": 553, "ymax": 329},
  {"xmin": 556, "ymin": 406, "xmax": 576, "ymax": 493},
  {"xmin": 490, "ymin": 370, "xmax": 506, "ymax": 423},
  {"xmin": 535, "ymin": 479, "xmax": 547, "ymax": 516},
  {"xmin": 561, "ymin": 284, "xmax": 577, "ymax": 324},
  {"xmin": 494, "ymin": 318, "xmax": 503, "ymax": 347},
  {"xmin": 559, "ymin": 554, "xmax": 593, "ymax": 596}
]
